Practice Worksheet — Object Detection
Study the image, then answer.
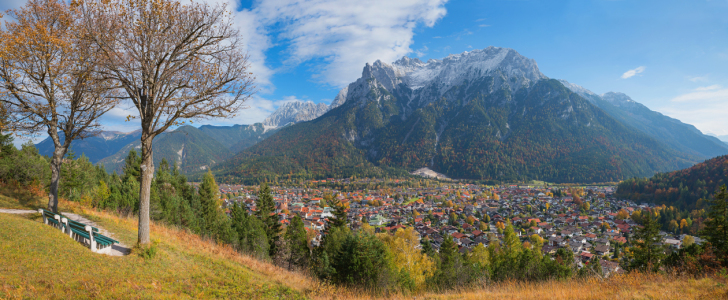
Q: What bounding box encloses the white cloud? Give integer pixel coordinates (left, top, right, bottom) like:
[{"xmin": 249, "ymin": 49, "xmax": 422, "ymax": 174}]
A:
[
  {"xmin": 415, "ymin": 45, "xmax": 429, "ymax": 57},
  {"xmin": 194, "ymin": 95, "xmax": 310, "ymax": 126},
  {"xmin": 671, "ymin": 85, "xmax": 728, "ymax": 102},
  {"xmin": 693, "ymin": 84, "xmax": 722, "ymax": 91},
  {"xmin": 659, "ymin": 85, "xmax": 728, "ymax": 135},
  {"xmin": 688, "ymin": 75, "xmax": 708, "ymax": 82},
  {"xmin": 620, "ymin": 66, "xmax": 645, "ymax": 79},
  {"xmin": 250, "ymin": 0, "xmax": 449, "ymax": 88}
]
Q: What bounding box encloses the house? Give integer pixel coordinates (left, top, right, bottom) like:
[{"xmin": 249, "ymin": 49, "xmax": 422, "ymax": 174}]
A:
[
  {"xmin": 664, "ymin": 238, "xmax": 682, "ymax": 250},
  {"xmin": 595, "ymin": 244, "xmax": 610, "ymax": 256},
  {"xmin": 579, "ymin": 251, "xmax": 595, "ymax": 262},
  {"xmin": 369, "ymin": 214, "xmax": 386, "ymax": 226}
]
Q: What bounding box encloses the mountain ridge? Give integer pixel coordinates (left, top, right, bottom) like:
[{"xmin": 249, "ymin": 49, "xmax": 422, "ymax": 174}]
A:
[
  {"xmin": 216, "ymin": 47, "xmax": 696, "ymax": 183},
  {"xmin": 559, "ymin": 80, "xmax": 728, "ymax": 159}
]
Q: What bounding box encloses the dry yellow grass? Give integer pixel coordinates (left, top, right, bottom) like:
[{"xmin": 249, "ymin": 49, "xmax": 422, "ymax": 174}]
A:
[
  {"xmin": 86, "ymin": 209, "xmax": 319, "ymax": 294},
  {"xmin": 306, "ymin": 273, "xmax": 728, "ymax": 300}
]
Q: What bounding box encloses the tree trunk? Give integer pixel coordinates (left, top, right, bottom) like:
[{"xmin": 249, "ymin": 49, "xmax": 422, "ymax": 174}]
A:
[
  {"xmin": 47, "ymin": 129, "xmax": 67, "ymax": 214},
  {"xmin": 48, "ymin": 147, "xmax": 66, "ymax": 213},
  {"xmin": 138, "ymin": 132, "xmax": 154, "ymax": 245}
]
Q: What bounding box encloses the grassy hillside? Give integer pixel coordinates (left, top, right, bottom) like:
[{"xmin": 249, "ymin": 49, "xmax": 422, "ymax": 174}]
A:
[
  {"xmin": 1, "ymin": 191, "xmax": 725, "ymax": 299},
  {"xmin": 0, "ymin": 211, "xmax": 309, "ymax": 299}
]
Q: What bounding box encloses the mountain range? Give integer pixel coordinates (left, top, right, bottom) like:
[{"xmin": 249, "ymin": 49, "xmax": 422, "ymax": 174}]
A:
[
  {"xmin": 35, "ymin": 99, "xmax": 336, "ymax": 174},
  {"xmin": 558, "ymin": 80, "xmax": 728, "ymax": 159},
  {"xmin": 35, "ymin": 46, "xmax": 728, "ymax": 183},
  {"xmin": 216, "ymin": 47, "xmax": 726, "ymax": 183}
]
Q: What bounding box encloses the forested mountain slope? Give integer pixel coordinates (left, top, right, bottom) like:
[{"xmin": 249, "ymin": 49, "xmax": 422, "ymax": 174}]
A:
[
  {"xmin": 217, "ymin": 47, "xmax": 695, "ymax": 183},
  {"xmin": 99, "ymin": 126, "xmax": 232, "ymax": 174},
  {"xmin": 560, "ymin": 80, "xmax": 728, "ymax": 159},
  {"xmin": 617, "ymin": 155, "xmax": 728, "ymax": 210}
]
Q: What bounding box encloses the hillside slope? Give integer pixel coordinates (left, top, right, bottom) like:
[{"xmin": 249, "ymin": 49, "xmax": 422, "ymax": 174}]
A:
[
  {"xmin": 99, "ymin": 126, "xmax": 232, "ymax": 174},
  {"xmin": 617, "ymin": 155, "xmax": 728, "ymax": 210},
  {"xmin": 218, "ymin": 47, "xmax": 695, "ymax": 183},
  {"xmin": 199, "ymin": 123, "xmax": 280, "ymax": 153},
  {"xmin": 0, "ymin": 212, "xmax": 307, "ymax": 299},
  {"xmin": 559, "ymin": 80, "xmax": 728, "ymax": 159},
  {"xmin": 1, "ymin": 194, "xmax": 725, "ymax": 299},
  {"xmin": 35, "ymin": 130, "xmax": 142, "ymax": 163}
]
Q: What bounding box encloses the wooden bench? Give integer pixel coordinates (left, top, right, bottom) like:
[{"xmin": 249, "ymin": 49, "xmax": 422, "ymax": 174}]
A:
[{"xmin": 38, "ymin": 209, "xmax": 119, "ymax": 254}]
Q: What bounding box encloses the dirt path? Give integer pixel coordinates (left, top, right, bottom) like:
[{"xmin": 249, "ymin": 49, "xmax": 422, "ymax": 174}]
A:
[{"xmin": 0, "ymin": 209, "xmax": 131, "ymax": 256}]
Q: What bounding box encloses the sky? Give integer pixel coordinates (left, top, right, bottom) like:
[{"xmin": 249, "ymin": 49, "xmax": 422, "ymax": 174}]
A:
[{"xmin": 3, "ymin": 0, "xmax": 728, "ymax": 146}]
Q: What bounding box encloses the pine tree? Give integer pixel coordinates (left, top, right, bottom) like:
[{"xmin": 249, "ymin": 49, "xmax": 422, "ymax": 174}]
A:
[
  {"xmin": 435, "ymin": 235, "xmax": 464, "ymax": 288},
  {"xmin": 421, "ymin": 238, "xmax": 437, "ymax": 259},
  {"xmin": 285, "ymin": 215, "xmax": 309, "ymax": 270},
  {"xmin": 230, "ymin": 202, "xmax": 269, "ymax": 259},
  {"xmin": 122, "ymin": 149, "xmax": 142, "ymax": 183},
  {"xmin": 629, "ymin": 210, "xmax": 665, "ymax": 272},
  {"xmin": 701, "ymin": 185, "xmax": 728, "ymax": 266},
  {"xmin": 199, "ymin": 170, "xmax": 222, "ymax": 238},
  {"xmin": 256, "ymin": 182, "xmax": 281, "ymax": 257},
  {"xmin": 328, "ymin": 196, "xmax": 348, "ymax": 228}
]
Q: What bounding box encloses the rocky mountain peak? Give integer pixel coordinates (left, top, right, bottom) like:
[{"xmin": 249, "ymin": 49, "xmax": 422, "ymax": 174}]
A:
[
  {"xmin": 329, "ymin": 87, "xmax": 349, "ymax": 109},
  {"xmin": 263, "ymin": 101, "xmax": 330, "ymax": 128},
  {"xmin": 349, "ymin": 47, "xmax": 547, "ymax": 104},
  {"xmin": 600, "ymin": 92, "xmax": 637, "ymax": 107}
]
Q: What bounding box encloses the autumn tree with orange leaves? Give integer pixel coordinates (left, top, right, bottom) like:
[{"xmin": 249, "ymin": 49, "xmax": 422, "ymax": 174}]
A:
[
  {"xmin": 0, "ymin": 0, "xmax": 118, "ymax": 213},
  {"xmin": 78, "ymin": 0, "xmax": 255, "ymax": 245}
]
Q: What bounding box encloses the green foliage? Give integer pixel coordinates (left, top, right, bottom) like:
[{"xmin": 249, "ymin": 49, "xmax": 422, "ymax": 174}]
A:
[
  {"xmin": 433, "ymin": 235, "xmax": 468, "ymax": 288},
  {"xmin": 628, "ymin": 211, "xmax": 666, "ymax": 272},
  {"xmin": 313, "ymin": 226, "xmax": 350, "ymax": 281},
  {"xmin": 134, "ymin": 241, "xmax": 159, "ymax": 260},
  {"xmin": 256, "ymin": 182, "xmax": 281, "ymax": 257},
  {"xmin": 0, "ymin": 141, "xmax": 50, "ymax": 186},
  {"xmin": 328, "ymin": 196, "xmax": 348, "ymax": 229},
  {"xmin": 59, "ymin": 151, "xmax": 100, "ymax": 202},
  {"xmin": 331, "ymin": 232, "xmax": 392, "ymax": 289},
  {"xmin": 230, "ymin": 202, "xmax": 269, "ymax": 260},
  {"xmin": 701, "ymin": 185, "xmax": 728, "ymax": 265},
  {"xmin": 285, "ymin": 215, "xmax": 309, "ymax": 270},
  {"xmin": 196, "ymin": 170, "xmax": 237, "ymax": 244}
]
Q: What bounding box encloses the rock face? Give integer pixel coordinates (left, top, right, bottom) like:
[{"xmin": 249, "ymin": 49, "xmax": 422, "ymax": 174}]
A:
[
  {"xmin": 329, "ymin": 87, "xmax": 349, "ymax": 109},
  {"xmin": 263, "ymin": 101, "xmax": 330, "ymax": 128},
  {"xmin": 219, "ymin": 47, "xmax": 698, "ymax": 183},
  {"xmin": 559, "ymin": 80, "xmax": 728, "ymax": 159},
  {"xmin": 411, "ymin": 167, "xmax": 450, "ymax": 180}
]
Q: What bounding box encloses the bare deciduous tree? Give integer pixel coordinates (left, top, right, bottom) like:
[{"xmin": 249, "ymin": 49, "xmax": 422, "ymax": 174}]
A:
[
  {"xmin": 80, "ymin": 0, "xmax": 255, "ymax": 245},
  {"xmin": 0, "ymin": 0, "xmax": 118, "ymax": 213}
]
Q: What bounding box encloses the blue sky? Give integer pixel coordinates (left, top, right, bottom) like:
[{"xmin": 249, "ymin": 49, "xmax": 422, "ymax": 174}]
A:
[{"xmin": 3, "ymin": 0, "xmax": 728, "ymax": 146}]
